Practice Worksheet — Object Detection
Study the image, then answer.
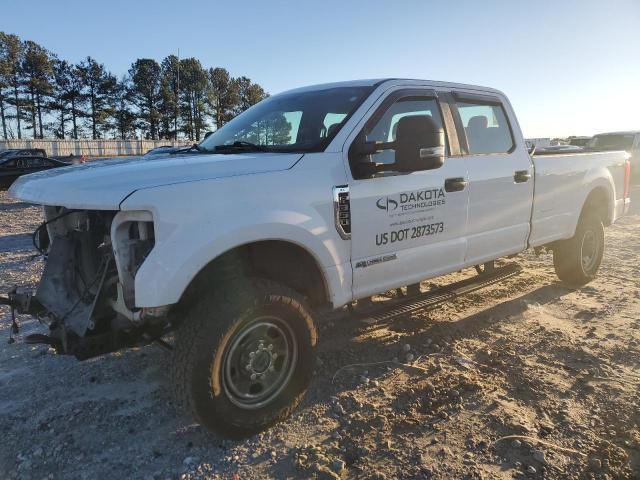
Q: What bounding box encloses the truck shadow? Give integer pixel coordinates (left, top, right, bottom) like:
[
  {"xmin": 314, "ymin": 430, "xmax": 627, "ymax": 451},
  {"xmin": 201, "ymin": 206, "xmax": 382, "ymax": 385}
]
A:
[{"xmin": 313, "ymin": 279, "xmax": 611, "ymax": 409}]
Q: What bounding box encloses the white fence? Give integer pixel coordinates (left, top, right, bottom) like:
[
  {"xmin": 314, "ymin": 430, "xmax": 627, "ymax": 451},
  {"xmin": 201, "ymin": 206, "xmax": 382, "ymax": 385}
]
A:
[{"xmin": 0, "ymin": 139, "xmax": 191, "ymax": 157}]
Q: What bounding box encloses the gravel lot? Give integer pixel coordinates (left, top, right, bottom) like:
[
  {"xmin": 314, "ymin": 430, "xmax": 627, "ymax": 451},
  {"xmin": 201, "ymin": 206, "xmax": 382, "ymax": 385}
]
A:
[{"xmin": 1, "ymin": 189, "xmax": 639, "ymax": 479}]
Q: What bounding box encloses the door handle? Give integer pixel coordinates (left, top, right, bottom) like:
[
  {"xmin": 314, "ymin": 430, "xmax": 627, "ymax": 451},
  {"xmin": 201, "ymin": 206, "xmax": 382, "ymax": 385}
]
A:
[
  {"xmin": 444, "ymin": 177, "xmax": 468, "ymax": 192},
  {"xmin": 514, "ymin": 170, "xmax": 531, "ymax": 183}
]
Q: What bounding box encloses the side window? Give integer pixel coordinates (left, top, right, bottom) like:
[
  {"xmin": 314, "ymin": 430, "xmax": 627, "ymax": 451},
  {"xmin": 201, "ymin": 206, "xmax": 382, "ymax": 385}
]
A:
[
  {"xmin": 27, "ymin": 157, "xmax": 44, "ymax": 167},
  {"xmin": 457, "ymin": 101, "xmax": 513, "ymax": 154},
  {"xmin": 366, "ymin": 97, "xmax": 446, "ymax": 165}
]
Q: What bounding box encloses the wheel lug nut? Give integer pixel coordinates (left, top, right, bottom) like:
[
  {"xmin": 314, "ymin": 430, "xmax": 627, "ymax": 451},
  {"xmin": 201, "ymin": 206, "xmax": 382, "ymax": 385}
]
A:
[
  {"xmin": 250, "ymin": 373, "xmax": 257, "ymax": 380},
  {"xmin": 249, "ymin": 352, "xmax": 255, "ymax": 358},
  {"xmin": 245, "ymin": 364, "xmax": 251, "ymax": 371}
]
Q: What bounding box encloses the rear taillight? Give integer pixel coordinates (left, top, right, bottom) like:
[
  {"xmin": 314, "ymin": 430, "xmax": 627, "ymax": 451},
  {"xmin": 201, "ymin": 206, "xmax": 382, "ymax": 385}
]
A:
[{"xmin": 624, "ymin": 158, "xmax": 631, "ymax": 198}]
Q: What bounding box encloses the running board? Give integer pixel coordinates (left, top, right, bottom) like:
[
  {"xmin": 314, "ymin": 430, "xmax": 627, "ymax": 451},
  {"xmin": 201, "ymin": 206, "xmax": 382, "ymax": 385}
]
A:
[{"xmin": 357, "ymin": 263, "xmax": 522, "ymax": 324}]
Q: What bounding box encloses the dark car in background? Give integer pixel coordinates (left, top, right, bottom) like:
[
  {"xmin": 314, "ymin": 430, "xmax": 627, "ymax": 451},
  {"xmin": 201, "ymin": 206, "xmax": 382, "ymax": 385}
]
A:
[
  {"xmin": 0, "ymin": 154, "xmax": 70, "ymax": 188},
  {"xmin": 586, "ymin": 131, "xmax": 640, "ymax": 183},
  {"xmin": 0, "ymin": 148, "xmax": 47, "ymax": 160}
]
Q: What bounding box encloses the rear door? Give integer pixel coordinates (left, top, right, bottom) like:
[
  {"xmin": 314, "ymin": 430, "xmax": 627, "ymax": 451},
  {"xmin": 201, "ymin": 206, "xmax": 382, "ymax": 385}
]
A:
[
  {"xmin": 346, "ymin": 89, "xmax": 469, "ymax": 299},
  {"xmin": 451, "ymin": 91, "xmax": 534, "ymax": 266}
]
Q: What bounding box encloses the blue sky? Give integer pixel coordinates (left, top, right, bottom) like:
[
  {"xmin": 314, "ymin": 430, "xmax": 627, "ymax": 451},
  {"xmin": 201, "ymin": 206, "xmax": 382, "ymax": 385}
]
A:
[{"xmin": 3, "ymin": 0, "xmax": 639, "ymax": 137}]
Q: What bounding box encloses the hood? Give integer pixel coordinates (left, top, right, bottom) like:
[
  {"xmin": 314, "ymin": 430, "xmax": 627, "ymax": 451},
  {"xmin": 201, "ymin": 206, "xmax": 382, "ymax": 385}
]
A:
[{"xmin": 9, "ymin": 152, "xmax": 303, "ymax": 209}]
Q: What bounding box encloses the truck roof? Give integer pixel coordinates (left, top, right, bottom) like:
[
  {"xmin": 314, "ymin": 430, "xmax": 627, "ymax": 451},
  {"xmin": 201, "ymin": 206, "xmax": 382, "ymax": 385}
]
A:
[{"xmin": 276, "ymin": 78, "xmax": 506, "ymax": 97}]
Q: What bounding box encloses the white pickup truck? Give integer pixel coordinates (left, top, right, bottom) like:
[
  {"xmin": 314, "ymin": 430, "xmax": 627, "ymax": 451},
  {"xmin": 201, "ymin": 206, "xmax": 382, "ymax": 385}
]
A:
[{"xmin": 6, "ymin": 79, "xmax": 632, "ymax": 437}]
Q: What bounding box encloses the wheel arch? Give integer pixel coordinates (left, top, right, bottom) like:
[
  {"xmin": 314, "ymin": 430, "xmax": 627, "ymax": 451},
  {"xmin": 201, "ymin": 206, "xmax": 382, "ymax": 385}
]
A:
[
  {"xmin": 579, "ymin": 184, "xmax": 613, "ymax": 227},
  {"xmin": 176, "ymin": 239, "xmax": 331, "ymax": 311}
]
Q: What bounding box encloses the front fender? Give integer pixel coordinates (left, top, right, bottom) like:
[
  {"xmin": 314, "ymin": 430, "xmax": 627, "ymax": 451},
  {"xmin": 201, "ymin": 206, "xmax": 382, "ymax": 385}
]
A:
[
  {"xmin": 133, "ymin": 219, "xmax": 344, "ymax": 307},
  {"xmin": 119, "ymin": 164, "xmax": 350, "ymax": 308}
]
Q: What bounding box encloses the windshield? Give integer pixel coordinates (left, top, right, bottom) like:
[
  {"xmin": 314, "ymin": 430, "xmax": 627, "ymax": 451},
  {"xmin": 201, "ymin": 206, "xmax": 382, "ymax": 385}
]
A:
[
  {"xmin": 199, "ymin": 85, "xmax": 373, "ymax": 153},
  {"xmin": 586, "ymin": 134, "xmax": 634, "ymax": 151}
]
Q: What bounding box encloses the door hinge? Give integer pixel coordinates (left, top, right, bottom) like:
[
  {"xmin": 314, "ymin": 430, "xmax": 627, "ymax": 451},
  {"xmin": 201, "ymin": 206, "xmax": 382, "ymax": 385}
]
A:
[{"xmin": 333, "ymin": 185, "xmax": 351, "ymax": 240}]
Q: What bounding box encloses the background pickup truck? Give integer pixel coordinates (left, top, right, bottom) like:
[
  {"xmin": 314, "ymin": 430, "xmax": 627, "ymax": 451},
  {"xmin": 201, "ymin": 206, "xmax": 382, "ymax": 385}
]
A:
[{"xmin": 6, "ymin": 78, "xmax": 632, "ymax": 438}]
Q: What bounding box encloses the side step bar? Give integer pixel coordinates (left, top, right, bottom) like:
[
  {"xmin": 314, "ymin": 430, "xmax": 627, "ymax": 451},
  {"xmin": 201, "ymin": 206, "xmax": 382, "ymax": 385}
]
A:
[{"xmin": 356, "ymin": 262, "xmax": 522, "ymax": 324}]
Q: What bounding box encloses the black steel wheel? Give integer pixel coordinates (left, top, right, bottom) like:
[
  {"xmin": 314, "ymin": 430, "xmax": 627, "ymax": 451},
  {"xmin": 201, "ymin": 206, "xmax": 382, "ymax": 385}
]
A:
[
  {"xmin": 553, "ymin": 212, "xmax": 604, "ymax": 287},
  {"xmin": 171, "ymin": 278, "xmax": 316, "ymax": 438}
]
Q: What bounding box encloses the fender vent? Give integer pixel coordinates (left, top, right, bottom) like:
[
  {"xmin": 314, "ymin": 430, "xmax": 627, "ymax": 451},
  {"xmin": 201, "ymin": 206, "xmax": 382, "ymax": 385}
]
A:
[{"xmin": 333, "ymin": 185, "xmax": 351, "ymax": 240}]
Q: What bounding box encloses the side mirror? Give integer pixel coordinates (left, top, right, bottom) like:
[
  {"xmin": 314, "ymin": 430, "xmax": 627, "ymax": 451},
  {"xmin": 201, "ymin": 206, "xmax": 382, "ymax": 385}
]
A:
[
  {"xmin": 350, "ymin": 115, "xmax": 445, "ymax": 178},
  {"xmin": 394, "ymin": 115, "xmax": 445, "ymax": 172}
]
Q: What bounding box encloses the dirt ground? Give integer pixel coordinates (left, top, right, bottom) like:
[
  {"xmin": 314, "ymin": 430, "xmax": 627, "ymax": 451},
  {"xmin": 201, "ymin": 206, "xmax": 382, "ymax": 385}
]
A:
[{"xmin": 1, "ymin": 189, "xmax": 639, "ymax": 480}]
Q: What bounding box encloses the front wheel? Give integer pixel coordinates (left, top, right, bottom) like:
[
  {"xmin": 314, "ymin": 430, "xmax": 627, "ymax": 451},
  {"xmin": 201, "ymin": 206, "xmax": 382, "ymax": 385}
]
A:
[
  {"xmin": 553, "ymin": 213, "xmax": 604, "ymax": 287},
  {"xmin": 171, "ymin": 278, "xmax": 317, "ymax": 438}
]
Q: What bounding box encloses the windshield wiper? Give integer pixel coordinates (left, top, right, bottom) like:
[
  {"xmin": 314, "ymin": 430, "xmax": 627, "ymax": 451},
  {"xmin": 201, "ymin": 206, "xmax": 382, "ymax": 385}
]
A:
[
  {"xmin": 213, "ymin": 141, "xmax": 270, "ymax": 153},
  {"xmin": 170, "ymin": 144, "xmax": 209, "ymax": 155}
]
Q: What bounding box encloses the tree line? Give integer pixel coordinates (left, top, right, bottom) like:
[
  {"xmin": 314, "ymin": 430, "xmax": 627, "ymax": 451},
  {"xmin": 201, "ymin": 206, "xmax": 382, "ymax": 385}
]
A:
[{"xmin": 0, "ymin": 32, "xmax": 267, "ymax": 141}]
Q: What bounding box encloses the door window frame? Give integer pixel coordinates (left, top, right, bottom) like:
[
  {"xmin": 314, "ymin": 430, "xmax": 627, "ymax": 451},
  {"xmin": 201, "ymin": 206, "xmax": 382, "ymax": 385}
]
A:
[
  {"xmin": 346, "ymin": 88, "xmax": 461, "ymax": 180},
  {"xmin": 449, "ymin": 91, "xmax": 517, "ymax": 156}
]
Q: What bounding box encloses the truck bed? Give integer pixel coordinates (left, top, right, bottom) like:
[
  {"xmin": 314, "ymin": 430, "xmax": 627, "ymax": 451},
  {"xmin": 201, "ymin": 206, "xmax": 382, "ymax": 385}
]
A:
[{"xmin": 529, "ymin": 150, "xmax": 629, "ymax": 247}]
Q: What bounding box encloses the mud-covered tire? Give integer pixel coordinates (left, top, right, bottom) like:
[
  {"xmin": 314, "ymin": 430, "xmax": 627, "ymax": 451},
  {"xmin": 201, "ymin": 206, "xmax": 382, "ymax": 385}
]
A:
[
  {"xmin": 170, "ymin": 277, "xmax": 317, "ymax": 438},
  {"xmin": 553, "ymin": 213, "xmax": 604, "ymax": 287}
]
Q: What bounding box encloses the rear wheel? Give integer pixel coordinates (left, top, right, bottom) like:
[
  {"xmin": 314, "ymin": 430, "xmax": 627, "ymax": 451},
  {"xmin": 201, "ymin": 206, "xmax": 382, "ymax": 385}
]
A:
[
  {"xmin": 171, "ymin": 278, "xmax": 317, "ymax": 438},
  {"xmin": 553, "ymin": 213, "xmax": 604, "ymax": 287}
]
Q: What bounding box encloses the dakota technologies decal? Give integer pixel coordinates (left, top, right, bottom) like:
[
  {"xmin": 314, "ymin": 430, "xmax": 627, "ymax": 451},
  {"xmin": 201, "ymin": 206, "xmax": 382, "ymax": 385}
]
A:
[
  {"xmin": 374, "ymin": 187, "xmax": 446, "ymax": 247},
  {"xmin": 376, "ymin": 187, "xmax": 446, "ymax": 213}
]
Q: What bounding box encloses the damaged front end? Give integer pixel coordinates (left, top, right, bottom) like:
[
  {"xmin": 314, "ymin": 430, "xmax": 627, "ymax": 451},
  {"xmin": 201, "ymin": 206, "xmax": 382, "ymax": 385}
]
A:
[{"xmin": 5, "ymin": 207, "xmax": 169, "ymax": 359}]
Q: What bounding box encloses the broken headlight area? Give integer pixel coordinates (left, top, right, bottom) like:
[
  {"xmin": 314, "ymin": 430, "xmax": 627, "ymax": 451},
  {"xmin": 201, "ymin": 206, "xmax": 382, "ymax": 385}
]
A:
[{"xmin": 13, "ymin": 207, "xmax": 162, "ymax": 359}]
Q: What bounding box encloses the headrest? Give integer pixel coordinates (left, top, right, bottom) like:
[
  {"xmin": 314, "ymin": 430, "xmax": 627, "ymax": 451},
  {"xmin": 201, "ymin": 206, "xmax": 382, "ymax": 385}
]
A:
[
  {"xmin": 396, "ymin": 115, "xmax": 440, "ymax": 144},
  {"xmin": 394, "ymin": 115, "xmax": 444, "ymax": 172},
  {"xmin": 326, "ymin": 123, "xmax": 341, "ymax": 138},
  {"xmin": 467, "ymin": 115, "xmax": 488, "ymax": 130}
]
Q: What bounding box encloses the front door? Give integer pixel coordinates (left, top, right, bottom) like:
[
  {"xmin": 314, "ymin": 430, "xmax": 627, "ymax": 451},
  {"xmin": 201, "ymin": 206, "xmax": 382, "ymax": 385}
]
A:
[{"xmin": 347, "ymin": 90, "xmax": 469, "ymax": 299}]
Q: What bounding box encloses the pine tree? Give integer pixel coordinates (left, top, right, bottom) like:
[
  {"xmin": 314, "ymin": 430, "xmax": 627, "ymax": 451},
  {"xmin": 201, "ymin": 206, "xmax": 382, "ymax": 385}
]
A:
[
  {"xmin": 0, "ymin": 33, "xmax": 24, "ymax": 139},
  {"xmin": 0, "ymin": 33, "xmax": 12, "ymax": 138},
  {"xmin": 21, "ymin": 40, "xmax": 54, "ymax": 138},
  {"xmin": 159, "ymin": 55, "xmax": 180, "ymax": 139},
  {"xmin": 129, "ymin": 58, "xmax": 162, "ymax": 139},
  {"xmin": 178, "ymin": 58, "xmax": 209, "ymax": 141},
  {"xmin": 77, "ymin": 56, "xmax": 116, "ymax": 139},
  {"xmin": 209, "ymin": 67, "xmax": 239, "ymax": 129},
  {"xmin": 49, "ymin": 58, "xmax": 74, "ymax": 138},
  {"xmin": 235, "ymin": 76, "xmax": 267, "ymax": 113},
  {"xmin": 111, "ymin": 76, "xmax": 136, "ymax": 139}
]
